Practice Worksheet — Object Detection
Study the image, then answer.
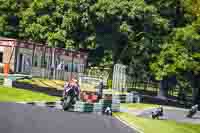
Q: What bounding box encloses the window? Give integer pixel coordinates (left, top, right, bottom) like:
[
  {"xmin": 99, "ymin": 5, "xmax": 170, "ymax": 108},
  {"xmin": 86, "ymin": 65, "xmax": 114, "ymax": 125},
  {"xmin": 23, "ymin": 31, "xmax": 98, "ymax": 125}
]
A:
[
  {"xmin": 0, "ymin": 52, "xmax": 3, "ymax": 63},
  {"xmin": 68, "ymin": 63, "xmax": 72, "ymax": 72},
  {"xmin": 73, "ymin": 63, "xmax": 77, "ymax": 72},
  {"xmin": 41, "ymin": 55, "xmax": 48, "ymax": 68},
  {"xmin": 82, "ymin": 64, "xmax": 85, "ymax": 72},
  {"xmin": 77, "ymin": 64, "xmax": 80, "ymax": 72},
  {"xmin": 64, "ymin": 62, "xmax": 68, "ymax": 71}
]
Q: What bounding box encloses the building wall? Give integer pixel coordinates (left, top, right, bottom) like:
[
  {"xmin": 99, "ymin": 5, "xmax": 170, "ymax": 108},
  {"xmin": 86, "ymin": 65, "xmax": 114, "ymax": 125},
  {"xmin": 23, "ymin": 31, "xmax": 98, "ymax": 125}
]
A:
[
  {"xmin": 0, "ymin": 46, "xmax": 4, "ymax": 72},
  {"xmin": 15, "ymin": 47, "xmax": 33, "ymax": 74}
]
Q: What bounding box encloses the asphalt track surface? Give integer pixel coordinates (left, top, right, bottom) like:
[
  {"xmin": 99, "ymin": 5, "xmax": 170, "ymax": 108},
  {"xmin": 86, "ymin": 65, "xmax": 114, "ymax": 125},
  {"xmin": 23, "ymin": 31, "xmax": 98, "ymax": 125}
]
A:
[
  {"xmin": 138, "ymin": 108, "xmax": 200, "ymax": 124},
  {"xmin": 0, "ymin": 103, "xmax": 136, "ymax": 133}
]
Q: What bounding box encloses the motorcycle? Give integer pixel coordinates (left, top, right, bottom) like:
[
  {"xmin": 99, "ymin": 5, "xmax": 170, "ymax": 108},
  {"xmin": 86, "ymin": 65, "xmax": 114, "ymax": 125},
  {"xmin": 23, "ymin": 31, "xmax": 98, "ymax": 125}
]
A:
[
  {"xmin": 186, "ymin": 105, "xmax": 198, "ymax": 118},
  {"xmin": 151, "ymin": 107, "xmax": 163, "ymax": 119},
  {"xmin": 186, "ymin": 110, "xmax": 196, "ymax": 118},
  {"xmin": 103, "ymin": 106, "xmax": 112, "ymax": 116},
  {"xmin": 61, "ymin": 85, "xmax": 79, "ymax": 111}
]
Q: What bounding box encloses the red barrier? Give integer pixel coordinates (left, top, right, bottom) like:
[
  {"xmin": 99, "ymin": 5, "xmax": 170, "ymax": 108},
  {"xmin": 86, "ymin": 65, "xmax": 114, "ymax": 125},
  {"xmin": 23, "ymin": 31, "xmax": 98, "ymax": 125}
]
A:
[
  {"xmin": 83, "ymin": 95, "xmax": 89, "ymax": 100},
  {"xmin": 91, "ymin": 95, "xmax": 98, "ymax": 101},
  {"xmin": 80, "ymin": 91, "xmax": 98, "ymax": 103}
]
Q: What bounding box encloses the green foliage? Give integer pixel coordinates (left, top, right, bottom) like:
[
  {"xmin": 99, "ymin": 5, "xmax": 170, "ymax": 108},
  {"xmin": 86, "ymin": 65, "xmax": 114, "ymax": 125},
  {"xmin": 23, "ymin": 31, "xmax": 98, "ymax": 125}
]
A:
[
  {"xmin": 0, "ymin": 0, "xmax": 200, "ymax": 95},
  {"xmin": 151, "ymin": 22, "xmax": 200, "ymax": 80},
  {"xmin": 0, "ymin": 0, "xmax": 32, "ymax": 37}
]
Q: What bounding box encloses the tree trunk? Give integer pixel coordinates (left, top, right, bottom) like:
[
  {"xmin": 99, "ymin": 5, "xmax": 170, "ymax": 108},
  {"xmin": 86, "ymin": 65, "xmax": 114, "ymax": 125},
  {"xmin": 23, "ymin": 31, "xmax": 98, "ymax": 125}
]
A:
[
  {"xmin": 191, "ymin": 74, "xmax": 200, "ymax": 105},
  {"xmin": 47, "ymin": 48, "xmax": 52, "ymax": 79},
  {"xmin": 157, "ymin": 79, "xmax": 168, "ymax": 99},
  {"xmin": 131, "ymin": 77, "xmax": 134, "ymax": 88},
  {"xmin": 49, "ymin": 48, "xmax": 52, "ymax": 79},
  {"xmin": 31, "ymin": 43, "xmax": 36, "ymax": 75},
  {"xmin": 146, "ymin": 78, "xmax": 150, "ymax": 90},
  {"xmin": 135, "ymin": 78, "xmax": 137, "ymax": 89},
  {"xmin": 192, "ymin": 88, "xmax": 199, "ymax": 105},
  {"xmin": 43, "ymin": 46, "xmax": 47, "ymax": 78}
]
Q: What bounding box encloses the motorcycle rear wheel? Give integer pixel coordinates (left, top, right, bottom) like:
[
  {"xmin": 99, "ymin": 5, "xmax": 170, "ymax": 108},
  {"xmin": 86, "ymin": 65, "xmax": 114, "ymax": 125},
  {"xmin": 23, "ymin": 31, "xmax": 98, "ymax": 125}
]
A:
[{"xmin": 63, "ymin": 96, "xmax": 72, "ymax": 111}]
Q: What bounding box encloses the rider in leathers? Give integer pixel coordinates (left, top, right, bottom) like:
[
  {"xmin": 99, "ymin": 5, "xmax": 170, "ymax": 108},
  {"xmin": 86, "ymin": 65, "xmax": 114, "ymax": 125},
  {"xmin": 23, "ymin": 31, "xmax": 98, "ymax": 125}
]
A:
[{"xmin": 63, "ymin": 78, "xmax": 80, "ymax": 100}]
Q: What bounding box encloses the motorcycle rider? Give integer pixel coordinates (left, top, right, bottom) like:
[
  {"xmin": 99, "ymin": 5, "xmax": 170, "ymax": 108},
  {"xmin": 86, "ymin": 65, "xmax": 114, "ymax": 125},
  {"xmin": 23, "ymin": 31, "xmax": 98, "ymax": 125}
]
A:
[
  {"xmin": 97, "ymin": 79, "xmax": 104, "ymax": 99},
  {"xmin": 186, "ymin": 104, "xmax": 198, "ymax": 118},
  {"xmin": 71, "ymin": 78, "xmax": 80, "ymax": 100},
  {"xmin": 62, "ymin": 78, "xmax": 80, "ymax": 100}
]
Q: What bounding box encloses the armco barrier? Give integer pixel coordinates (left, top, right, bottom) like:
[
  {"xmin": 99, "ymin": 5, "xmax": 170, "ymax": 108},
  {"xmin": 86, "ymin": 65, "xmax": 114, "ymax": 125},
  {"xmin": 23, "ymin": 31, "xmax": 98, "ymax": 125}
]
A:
[
  {"xmin": 82, "ymin": 91, "xmax": 141, "ymax": 104},
  {"xmin": 80, "ymin": 91, "xmax": 98, "ymax": 103},
  {"xmin": 17, "ymin": 92, "xmax": 140, "ymax": 113},
  {"xmin": 17, "ymin": 100, "xmax": 120, "ymax": 113},
  {"xmin": 103, "ymin": 93, "xmax": 141, "ymax": 104}
]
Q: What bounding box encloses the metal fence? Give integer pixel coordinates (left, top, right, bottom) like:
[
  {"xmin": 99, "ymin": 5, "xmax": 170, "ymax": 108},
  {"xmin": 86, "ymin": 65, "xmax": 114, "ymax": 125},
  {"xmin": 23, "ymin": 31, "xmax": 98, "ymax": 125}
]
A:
[
  {"xmin": 31, "ymin": 67, "xmax": 80, "ymax": 81},
  {"xmin": 112, "ymin": 64, "xmax": 127, "ymax": 91}
]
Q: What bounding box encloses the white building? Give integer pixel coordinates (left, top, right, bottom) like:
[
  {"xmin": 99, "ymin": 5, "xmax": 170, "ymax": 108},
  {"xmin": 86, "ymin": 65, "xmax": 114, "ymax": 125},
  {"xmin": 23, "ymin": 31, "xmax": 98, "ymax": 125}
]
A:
[{"xmin": 0, "ymin": 37, "xmax": 88, "ymax": 80}]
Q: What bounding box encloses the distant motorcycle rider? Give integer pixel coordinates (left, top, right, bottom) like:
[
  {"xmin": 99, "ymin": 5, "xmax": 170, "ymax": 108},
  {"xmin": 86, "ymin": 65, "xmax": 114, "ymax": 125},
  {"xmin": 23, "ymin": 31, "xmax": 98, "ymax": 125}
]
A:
[{"xmin": 97, "ymin": 79, "xmax": 104, "ymax": 99}]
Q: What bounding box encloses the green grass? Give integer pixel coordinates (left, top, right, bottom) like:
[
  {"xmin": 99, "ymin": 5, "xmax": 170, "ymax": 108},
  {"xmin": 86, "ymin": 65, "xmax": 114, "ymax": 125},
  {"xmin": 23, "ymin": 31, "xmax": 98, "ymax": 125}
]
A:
[
  {"xmin": 121, "ymin": 103, "xmax": 159, "ymax": 110},
  {"xmin": 0, "ymin": 85, "xmax": 59, "ymax": 102},
  {"xmin": 114, "ymin": 112, "xmax": 200, "ymax": 133}
]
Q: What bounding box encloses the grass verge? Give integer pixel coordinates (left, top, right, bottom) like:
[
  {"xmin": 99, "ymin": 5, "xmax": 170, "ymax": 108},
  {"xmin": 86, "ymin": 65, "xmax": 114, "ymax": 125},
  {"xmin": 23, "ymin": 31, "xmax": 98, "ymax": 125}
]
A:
[
  {"xmin": 18, "ymin": 78, "xmax": 124, "ymax": 93},
  {"xmin": 114, "ymin": 112, "xmax": 200, "ymax": 133},
  {"xmin": 0, "ymin": 85, "xmax": 59, "ymax": 102},
  {"xmin": 121, "ymin": 103, "xmax": 159, "ymax": 110}
]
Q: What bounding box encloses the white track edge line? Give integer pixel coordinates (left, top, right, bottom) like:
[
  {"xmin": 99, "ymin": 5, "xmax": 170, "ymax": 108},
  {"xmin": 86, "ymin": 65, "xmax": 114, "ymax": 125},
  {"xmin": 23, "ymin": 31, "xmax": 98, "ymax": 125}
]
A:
[{"xmin": 115, "ymin": 115, "xmax": 144, "ymax": 133}]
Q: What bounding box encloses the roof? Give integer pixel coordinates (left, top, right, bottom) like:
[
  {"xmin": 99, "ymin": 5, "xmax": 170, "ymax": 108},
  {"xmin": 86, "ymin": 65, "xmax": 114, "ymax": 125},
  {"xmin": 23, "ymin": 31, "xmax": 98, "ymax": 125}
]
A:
[
  {"xmin": 0, "ymin": 37, "xmax": 16, "ymax": 41},
  {"xmin": 0, "ymin": 37, "xmax": 88, "ymax": 55}
]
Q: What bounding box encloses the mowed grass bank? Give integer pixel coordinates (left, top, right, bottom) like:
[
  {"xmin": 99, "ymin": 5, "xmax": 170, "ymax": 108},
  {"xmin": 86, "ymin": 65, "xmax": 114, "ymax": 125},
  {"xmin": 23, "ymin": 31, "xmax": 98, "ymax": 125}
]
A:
[
  {"xmin": 114, "ymin": 112, "xmax": 200, "ymax": 133},
  {"xmin": 18, "ymin": 78, "xmax": 97, "ymax": 92},
  {"xmin": 18, "ymin": 78, "xmax": 64, "ymax": 90},
  {"xmin": 115, "ymin": 103, "xmax": 200, "ymax": 133},
  {"xmin": 0, "ymin": 85, "xmax": 59, "ymax": 102}
]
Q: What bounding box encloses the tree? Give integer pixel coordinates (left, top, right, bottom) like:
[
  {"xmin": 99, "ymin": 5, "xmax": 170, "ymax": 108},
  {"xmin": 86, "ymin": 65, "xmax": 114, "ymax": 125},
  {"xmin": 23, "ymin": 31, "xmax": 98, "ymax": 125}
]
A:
[
  {"xmin": 20, "ymin": 0, "xmax": 98, "ymax": 78},
  {"xmin": 0, "ymin": 0, "xmax": 32, "ymax": 37},
  {"xmin": 146, "ymin": 0, "xmax": 198, "ymax": 99},
  {"xmin": 151, "ymin": 19, "xmax": 200, "ymax": 101},
  {"xmin": 89, "ymin": 0, "xmax": 169, "ymax": 80}
]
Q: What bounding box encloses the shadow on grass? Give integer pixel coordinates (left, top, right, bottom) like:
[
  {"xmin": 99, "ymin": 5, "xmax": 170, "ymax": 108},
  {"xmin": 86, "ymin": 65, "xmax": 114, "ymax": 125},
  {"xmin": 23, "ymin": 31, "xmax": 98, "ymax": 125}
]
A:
[
  {"xmin": 189, "ymin": 116, "xmax": 200, "ymax": 120},
  {"xmin": 38, "ymin": 79, "xmax": 56, "ymax": 88},
  {"xmin": 140, "ymin": 95, "xmax": 192, "ymax": 109},
  {"xmin": 127, "ymin": 88, "xmax": 192, "ymax": 109},
  {"xmin": 13, "ymin": 81, "xmax": 63, "ymax": 97},
  {"xmin": 51, "ymin": 80, "xmax": 64, "ymax": 87}
]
